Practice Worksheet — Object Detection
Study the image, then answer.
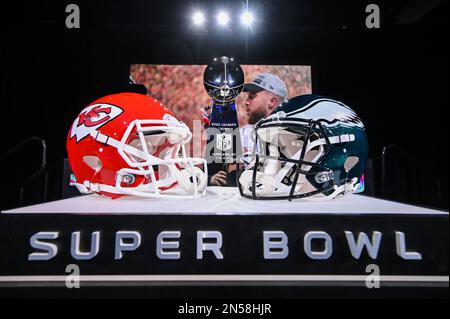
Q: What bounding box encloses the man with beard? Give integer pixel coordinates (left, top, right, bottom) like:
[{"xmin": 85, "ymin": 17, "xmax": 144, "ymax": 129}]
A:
[
  {"xmin": 240, "ymin": 73, "xmax": 288, "ymax": 157},
  {"xmin": 243, "ymin": 73, "xmax": 288, "ymax": 126},
  {"xmin": 209, "ymin": 73, "xmax": 288, "ymax": 186}
]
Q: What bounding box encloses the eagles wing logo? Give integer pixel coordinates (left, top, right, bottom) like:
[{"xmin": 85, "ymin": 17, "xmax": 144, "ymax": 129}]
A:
[
  {"xmin": 290, "ymin": 100, "xmax": 364, "ymax": 128},
  {"xmin": 70, "ymin": 103, "xmax": 124, "ymax": 142}
]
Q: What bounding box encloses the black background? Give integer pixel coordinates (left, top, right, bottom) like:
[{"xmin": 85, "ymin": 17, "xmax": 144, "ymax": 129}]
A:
[{"xmin": 0, "ymin": 0, "xmax": 448, "ymax": 210}]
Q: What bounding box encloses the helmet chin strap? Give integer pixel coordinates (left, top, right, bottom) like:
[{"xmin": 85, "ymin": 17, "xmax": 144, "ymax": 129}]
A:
[
  {"xmin": 160, "ymin": 147, "xmax": 207, "ymax": 194},
  {"xmin": 77, "ymin": 165, "xmax": 208, "ymax": 199},
  {"xmin": 239, "ymin": 142, "xmax": 280, "ymax": 196},
  {"xmin": 248, "ymin": 136, "xmax": 326, "ymax": 196},
  {"xmin": 167, "ymin": 164, "xmax": 206, "ymax": 194},
  {"xmin": 239, "ymin": 131, "xmax": 357, "ymax": 198},
  {"xmin": 239, "ymin": 170, "xmax": 276, "ymax": 196},
  {"xmin": 302, "ymin": 177, "xmax": 359, "ymax": 201},
  {"xmin": 271, "ymin": 138, "xmax": 326, "ymax": 194},
  {"xmin": 86, "ymin": 128, "xmax": 207, "ymax": 198}
]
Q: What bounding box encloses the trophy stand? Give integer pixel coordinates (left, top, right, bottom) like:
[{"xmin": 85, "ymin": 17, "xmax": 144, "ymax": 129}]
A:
[{"xmin": 203, "ymin": 56, "xmax": 244, "ymax": 186}]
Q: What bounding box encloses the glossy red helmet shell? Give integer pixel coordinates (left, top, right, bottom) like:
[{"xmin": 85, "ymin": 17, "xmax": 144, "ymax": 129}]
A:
[{"xmin": 67, "ymin": 93, "xmax": 207, "ymax": 199}]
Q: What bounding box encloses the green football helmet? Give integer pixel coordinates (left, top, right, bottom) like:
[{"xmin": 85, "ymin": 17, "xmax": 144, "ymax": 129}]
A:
[{"xmin": 238, "ymin": 94, "xmax": 368, "ymax": 200}]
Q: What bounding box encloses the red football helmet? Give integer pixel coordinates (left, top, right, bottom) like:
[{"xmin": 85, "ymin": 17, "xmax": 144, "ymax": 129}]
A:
[{"xmin": 67, "ymin": 93, "xmax": 207, "ymax": 199}]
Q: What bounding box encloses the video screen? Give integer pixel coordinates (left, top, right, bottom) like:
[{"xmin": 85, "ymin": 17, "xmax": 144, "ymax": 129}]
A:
[{"xmin": 130, "ymin": 64, "xmax": 312, "ymax": 154}]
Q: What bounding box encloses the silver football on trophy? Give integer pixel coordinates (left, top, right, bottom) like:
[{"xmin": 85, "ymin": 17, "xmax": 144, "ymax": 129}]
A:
[{"xmin": 203, "ymin": 56, "xmax": 244, "ymax": 103}]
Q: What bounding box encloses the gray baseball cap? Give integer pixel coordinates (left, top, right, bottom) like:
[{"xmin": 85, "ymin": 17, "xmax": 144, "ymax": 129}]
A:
[{"xmin": 243, "ymin": 73, "xmax": 288, "ymax": 100}]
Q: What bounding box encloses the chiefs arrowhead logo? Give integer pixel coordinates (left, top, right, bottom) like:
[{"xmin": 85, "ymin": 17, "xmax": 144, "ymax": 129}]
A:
[{"xmin": 70, "ymin": 103, "xmax": 124, "ymax": 142}]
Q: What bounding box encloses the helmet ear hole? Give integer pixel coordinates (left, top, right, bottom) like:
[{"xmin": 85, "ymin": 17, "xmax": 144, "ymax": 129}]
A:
[
  {"xmin": 83, "ymin": 155, "xmax": 102, "ymax": 172},
  {"xmin": 344, "ymin": 156, "xmax": 359, "ymax": 172}
]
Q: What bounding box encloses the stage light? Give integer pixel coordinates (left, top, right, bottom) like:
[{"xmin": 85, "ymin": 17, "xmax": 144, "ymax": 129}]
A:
[
  {"xmin": 217, "ymin": 11, "xmax": 230, "ymax": 26},
  {"xmin": 192, "ymin": 11, "xmax": 205, "ymax": 26},
  {"xmin": 240, "ymin": 11, "xmax": 254, "ymax": 27}
]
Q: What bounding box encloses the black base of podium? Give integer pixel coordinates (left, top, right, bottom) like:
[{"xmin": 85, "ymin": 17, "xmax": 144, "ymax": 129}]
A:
[{"xmin": 0, "ymin": 211, "xmax": 447, "ymax": 299}]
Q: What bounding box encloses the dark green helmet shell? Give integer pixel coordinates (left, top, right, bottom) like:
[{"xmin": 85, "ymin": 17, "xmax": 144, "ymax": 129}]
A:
[
  {"xmin": 273, "ymin": 94, "xmax": 368, "ymax": 187},
  {"xmin": 238, "ymin": 94, "xmax": 368, "ymax": 200}
]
